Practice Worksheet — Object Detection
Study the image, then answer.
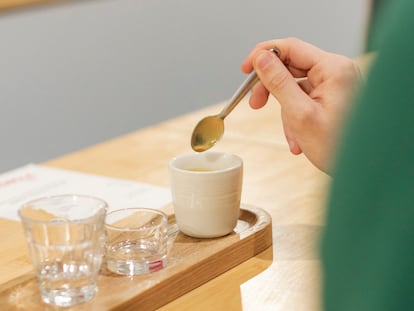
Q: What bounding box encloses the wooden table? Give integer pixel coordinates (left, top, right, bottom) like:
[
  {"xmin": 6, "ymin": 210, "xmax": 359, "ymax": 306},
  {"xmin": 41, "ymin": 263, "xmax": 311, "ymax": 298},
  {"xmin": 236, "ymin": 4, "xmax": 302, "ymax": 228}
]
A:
[
  {"xmin": 0, "ymin": 0, "xmax": 57, "ymax": 11},
  {"xmin": 0, "ymin": 94, "xmax": 330, "ymax": 310}
]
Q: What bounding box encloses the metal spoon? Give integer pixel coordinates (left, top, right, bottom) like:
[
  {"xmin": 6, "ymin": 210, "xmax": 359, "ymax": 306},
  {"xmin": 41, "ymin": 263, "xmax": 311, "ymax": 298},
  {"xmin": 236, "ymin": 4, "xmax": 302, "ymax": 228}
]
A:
[{"xmin": 191, "ymin": 49, "xmax": 280, "ymax": 152}]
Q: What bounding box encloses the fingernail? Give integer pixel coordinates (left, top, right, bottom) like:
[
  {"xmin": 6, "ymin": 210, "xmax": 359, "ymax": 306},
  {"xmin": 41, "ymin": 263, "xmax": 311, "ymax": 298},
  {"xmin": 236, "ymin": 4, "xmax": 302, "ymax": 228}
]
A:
[{"xmin": 255, "ymin": 51, "xmax": 274, "ymax": 70}]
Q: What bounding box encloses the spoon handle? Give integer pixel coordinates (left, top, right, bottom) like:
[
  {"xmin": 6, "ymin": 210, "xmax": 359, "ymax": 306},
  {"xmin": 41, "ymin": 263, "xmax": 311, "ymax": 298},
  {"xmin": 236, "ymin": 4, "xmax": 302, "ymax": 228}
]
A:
[
  {"xmin": 218, "ymin": 48, "xmax": 280, "ymax": 119},
  {"xmin": 218, "ymin": 71, "xmax": 259, "ymax": 119}
]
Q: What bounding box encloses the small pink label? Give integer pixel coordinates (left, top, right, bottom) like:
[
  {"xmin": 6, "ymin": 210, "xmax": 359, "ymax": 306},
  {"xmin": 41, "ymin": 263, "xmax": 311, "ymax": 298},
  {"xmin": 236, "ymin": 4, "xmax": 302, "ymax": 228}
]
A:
[{"xmin": 149, "ymin": 260, "xmax": 164, "ymax": 272}]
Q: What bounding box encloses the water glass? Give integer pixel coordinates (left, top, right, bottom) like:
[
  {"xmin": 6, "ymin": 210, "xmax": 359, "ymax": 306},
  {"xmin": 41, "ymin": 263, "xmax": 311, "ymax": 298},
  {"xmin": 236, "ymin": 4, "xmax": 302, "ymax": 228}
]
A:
[
  {"xmin": 18, "ymin": 194, "xmax": 107, "ymax": 307},
  {"xmin": 105, "ymin": 208, "xmax": 168, "ymax": 276}
]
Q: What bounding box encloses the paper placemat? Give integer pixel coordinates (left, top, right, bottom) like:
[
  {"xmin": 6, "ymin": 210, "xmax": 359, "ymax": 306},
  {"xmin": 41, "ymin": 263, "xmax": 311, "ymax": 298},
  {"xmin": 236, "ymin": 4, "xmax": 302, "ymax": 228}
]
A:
[{"xmin": 0, "ymin": 164, "xmax": 172, "ymax": 221}]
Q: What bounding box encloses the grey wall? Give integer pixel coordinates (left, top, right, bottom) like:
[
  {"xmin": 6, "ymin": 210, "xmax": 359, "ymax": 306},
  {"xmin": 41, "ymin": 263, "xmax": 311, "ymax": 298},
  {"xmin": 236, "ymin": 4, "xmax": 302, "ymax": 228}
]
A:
[{"xmin": 0, "ymin": 0, "xmax": 369, "ymax": 173}]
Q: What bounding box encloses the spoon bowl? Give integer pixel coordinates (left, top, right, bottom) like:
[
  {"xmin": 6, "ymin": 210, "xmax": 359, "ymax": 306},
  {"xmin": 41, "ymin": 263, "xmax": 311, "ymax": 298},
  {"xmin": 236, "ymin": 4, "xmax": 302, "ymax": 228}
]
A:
[
  {"xmin": 190, "ymin": 69, "xmax": 259, "ymax": 152},
  {"xmin": 191, "ymin": 48, "xmax": 280, "ymax": 152},
  {"xmin": 191, "ymin": 116, "xmax": 224, "ymax": 152}
]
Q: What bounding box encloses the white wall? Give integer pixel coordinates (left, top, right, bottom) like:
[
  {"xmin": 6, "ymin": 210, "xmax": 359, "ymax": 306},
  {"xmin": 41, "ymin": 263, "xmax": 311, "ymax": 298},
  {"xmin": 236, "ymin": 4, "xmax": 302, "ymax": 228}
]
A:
[{"xmin": 0, "ymin": 0, "xmax": 369, "ymax": 173}]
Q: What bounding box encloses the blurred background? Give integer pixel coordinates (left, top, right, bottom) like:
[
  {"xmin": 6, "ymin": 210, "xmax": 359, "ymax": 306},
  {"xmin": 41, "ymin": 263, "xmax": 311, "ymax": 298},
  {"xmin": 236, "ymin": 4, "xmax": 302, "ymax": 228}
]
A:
[{"xmin": 0, "ymin": 0, "xmax": 370, "ymax": 173}]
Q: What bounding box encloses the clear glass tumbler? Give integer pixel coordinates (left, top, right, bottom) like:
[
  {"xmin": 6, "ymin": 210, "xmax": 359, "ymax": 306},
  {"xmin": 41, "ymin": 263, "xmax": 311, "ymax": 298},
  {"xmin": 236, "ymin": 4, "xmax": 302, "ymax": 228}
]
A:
[
  {"xmin": 18, "ymin": 194, "xmax": 107, "ymax": 307},
  {"xmin": 105, "ymin": 208, "xmax": 168, "ymax": 276}
]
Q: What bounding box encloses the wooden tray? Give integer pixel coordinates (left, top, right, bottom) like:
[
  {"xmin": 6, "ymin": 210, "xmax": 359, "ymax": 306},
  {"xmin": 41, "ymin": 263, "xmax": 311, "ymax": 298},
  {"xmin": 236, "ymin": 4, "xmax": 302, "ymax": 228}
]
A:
[{"xmin": 0, "ymin": 204, "xmax": 272, "ymax": 310}]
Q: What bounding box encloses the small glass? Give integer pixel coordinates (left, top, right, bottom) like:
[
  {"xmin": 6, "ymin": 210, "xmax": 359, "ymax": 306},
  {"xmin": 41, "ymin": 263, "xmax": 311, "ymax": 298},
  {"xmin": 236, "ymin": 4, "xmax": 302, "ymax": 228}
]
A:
[
  {"xmin": 18, "ymin": 194, "xmax": 107, "ymax": 307},
  {"xmin": 105, "ymin": 208, "xmax": 168, "ymax": 276}
]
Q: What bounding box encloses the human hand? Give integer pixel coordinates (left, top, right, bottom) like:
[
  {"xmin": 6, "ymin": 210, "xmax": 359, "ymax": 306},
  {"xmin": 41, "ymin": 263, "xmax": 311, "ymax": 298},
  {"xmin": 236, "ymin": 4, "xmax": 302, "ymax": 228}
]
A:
[{"xmin": 241, "ymin": 37, "xmax": 362, "ymax": 173}]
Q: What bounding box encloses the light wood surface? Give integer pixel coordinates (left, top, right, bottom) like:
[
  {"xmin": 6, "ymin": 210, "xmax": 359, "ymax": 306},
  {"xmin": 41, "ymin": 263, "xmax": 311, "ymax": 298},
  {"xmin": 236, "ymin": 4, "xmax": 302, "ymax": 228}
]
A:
[
  {"xmin": 0, "ymin": 205, "xmax": 272, "ymax": 310},
  {"xmin": 0, "ymin": 0, "xmax": 59, "ymax": 11},
  {"xmin": 0, "ymin": 95, "xmax": 330, "ymax": 310}
]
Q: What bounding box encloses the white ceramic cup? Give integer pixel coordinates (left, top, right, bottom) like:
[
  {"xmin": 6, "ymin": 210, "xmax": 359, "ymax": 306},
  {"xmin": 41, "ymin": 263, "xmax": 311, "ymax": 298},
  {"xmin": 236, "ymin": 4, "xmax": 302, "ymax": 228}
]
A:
[{"xmin": 168, "ymin": 152, "xmax": 243, "ymax": 238}]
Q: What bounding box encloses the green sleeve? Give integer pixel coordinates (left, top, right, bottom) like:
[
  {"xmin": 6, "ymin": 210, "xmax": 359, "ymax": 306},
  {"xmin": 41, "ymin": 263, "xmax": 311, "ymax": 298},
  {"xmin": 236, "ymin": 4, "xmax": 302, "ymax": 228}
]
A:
[{"xmin": 322, "ymin": 1, "xmax": 414, "ymax": 310}]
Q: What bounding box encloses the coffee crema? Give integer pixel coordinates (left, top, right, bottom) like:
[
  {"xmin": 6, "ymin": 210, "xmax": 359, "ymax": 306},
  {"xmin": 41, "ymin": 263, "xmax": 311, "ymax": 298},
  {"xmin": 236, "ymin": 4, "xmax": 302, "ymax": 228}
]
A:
[{"xmin": 187, "ymin": 168, "xmax": 213, "ymax": 172}]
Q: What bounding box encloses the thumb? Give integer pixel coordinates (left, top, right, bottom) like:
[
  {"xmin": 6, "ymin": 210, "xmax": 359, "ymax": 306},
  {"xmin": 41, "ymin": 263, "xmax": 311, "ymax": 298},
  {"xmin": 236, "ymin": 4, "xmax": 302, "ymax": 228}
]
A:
[{"xmin": 253, "ymin": 50, "xmax": 306, "ymax": 111}]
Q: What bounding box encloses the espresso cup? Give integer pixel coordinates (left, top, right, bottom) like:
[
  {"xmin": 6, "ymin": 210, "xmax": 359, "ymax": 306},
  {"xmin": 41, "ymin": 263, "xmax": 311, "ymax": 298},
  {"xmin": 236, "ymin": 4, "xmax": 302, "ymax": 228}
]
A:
[{"xmin": 168, "ymin": 152, "xmax": 243, "ymax": 238}]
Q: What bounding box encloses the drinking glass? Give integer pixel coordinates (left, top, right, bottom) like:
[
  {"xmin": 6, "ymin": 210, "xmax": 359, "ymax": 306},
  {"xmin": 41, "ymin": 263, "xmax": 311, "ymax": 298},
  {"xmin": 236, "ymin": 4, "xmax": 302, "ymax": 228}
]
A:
[
  {"xmin": 105, "ymin": 208, "xmax": 168, "ymax": 276},
  {"xmin": 19, "ymin": 194, "xmax": 107, "ymax": 307}
]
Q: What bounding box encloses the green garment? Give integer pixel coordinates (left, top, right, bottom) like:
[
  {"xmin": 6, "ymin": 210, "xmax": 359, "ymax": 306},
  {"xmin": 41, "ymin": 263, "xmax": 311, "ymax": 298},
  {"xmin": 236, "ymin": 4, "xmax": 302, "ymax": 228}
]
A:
[
  {"xmin": 322, "ymin": 1, "xmax": 414, "ymax": 310},
  {"xmin": 365, "ymin": 0, "xmax": 389, "ymax": 51}
]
